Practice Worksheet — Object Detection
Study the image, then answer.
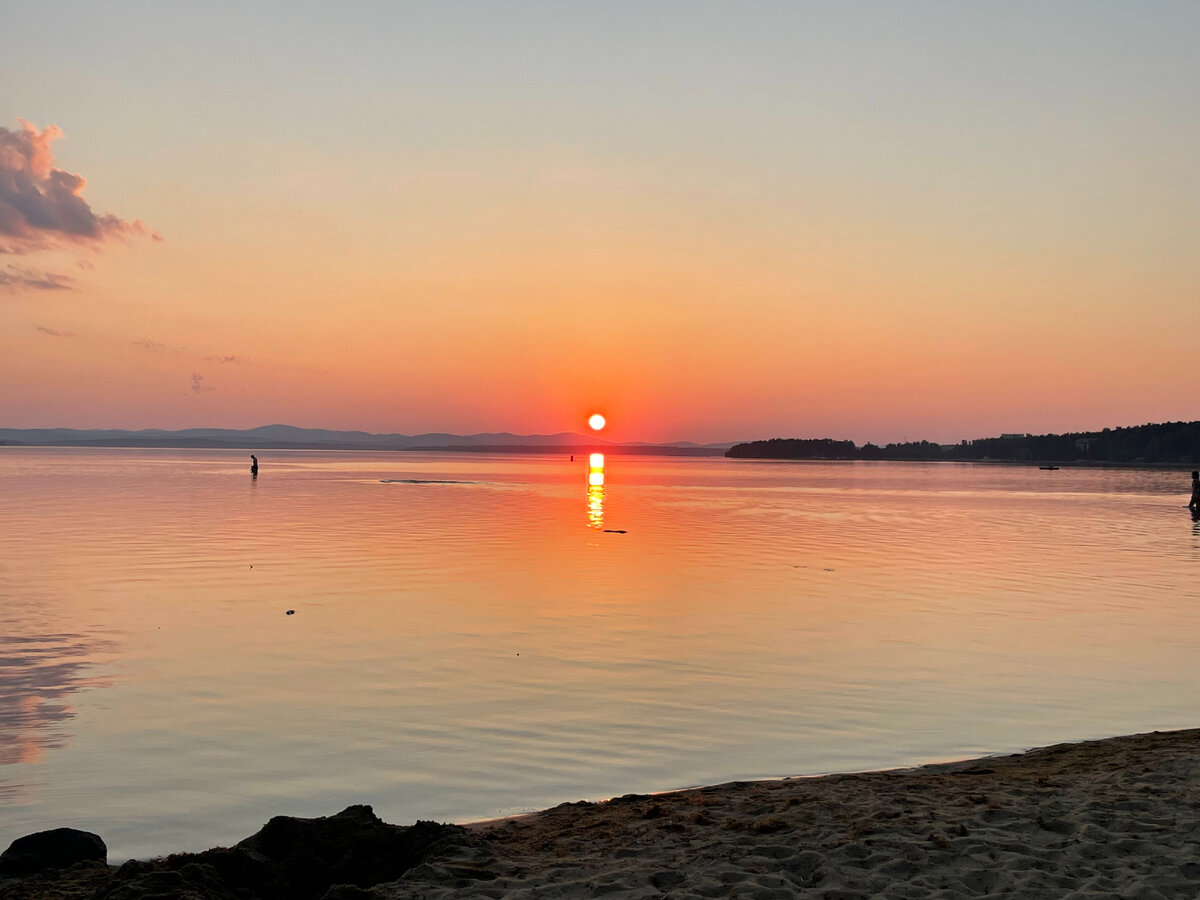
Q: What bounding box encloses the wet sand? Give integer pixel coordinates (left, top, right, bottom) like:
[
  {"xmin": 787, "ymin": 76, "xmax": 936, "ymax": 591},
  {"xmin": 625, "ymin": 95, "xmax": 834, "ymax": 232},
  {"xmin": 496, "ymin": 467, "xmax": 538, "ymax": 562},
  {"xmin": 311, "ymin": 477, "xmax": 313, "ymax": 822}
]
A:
[{"xmin": 3, "ymin": 728, "xmax": 1199, "ymax": 898}]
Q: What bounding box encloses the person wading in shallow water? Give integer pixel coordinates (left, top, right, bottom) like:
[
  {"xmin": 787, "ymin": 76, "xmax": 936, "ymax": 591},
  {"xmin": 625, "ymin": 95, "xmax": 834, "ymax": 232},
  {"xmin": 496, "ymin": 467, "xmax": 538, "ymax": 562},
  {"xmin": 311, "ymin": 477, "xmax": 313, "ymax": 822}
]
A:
[
  {"xmin": 1190, "ymin": 470, "xmax": 1199, "ymax": 513},
  {"xmin": 250, "ymin": 454, "xmax": 259, "ymax": 477}
]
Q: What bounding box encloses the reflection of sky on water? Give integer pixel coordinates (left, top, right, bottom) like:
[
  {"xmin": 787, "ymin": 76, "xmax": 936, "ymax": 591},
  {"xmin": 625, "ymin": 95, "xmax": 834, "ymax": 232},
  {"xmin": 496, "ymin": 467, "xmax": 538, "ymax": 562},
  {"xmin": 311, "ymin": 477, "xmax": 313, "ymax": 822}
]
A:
[{"xmin": 0, "ymin": 634, "xmax": 112, "ymax": 768}]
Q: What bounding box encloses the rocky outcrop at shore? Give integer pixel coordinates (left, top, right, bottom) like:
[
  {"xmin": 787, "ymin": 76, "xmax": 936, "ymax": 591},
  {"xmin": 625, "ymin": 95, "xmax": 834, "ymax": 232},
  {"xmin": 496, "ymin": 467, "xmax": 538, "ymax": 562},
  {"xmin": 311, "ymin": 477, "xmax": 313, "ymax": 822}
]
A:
[
  {"xmin": 0, "ymin": 828, "xmax": 107, "ymax": 878},
  {"xmin": 0, "ymin": 806, "xmax": 473, "ymax": 900}
]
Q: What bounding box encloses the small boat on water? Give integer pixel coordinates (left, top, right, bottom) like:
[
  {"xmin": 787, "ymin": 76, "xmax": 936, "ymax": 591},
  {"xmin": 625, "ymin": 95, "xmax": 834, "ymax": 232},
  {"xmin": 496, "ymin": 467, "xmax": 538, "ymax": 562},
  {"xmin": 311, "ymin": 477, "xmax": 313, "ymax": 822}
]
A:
[{"xmin": 1039, "ymin": 465, "xmax": 1060, "ymax": 470}]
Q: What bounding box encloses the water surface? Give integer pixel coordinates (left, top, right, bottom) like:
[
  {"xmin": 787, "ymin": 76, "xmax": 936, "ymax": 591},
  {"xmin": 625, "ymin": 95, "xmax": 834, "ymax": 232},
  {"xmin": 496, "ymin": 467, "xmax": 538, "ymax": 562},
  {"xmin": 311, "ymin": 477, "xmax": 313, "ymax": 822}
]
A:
[{"xmin": 2, "ymin": 448, "xmax": 1198, "ymax": 859}]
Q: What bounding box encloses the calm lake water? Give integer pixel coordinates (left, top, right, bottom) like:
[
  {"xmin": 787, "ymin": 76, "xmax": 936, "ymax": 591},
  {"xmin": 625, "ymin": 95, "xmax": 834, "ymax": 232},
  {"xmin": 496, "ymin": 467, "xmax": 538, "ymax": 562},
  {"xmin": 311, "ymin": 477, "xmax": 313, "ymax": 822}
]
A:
[{"xmin": 2, "ymin": 448, "xmax": 1198, "ymax": 859}]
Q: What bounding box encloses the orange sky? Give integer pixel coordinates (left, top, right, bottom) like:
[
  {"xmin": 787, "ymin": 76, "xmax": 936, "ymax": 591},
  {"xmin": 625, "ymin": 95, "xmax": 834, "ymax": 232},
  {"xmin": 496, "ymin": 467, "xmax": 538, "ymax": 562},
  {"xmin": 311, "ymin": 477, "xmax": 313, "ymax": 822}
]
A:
[{"xmin": 3, "ymin": 3, "xmax": 1198, "ymax": 444}]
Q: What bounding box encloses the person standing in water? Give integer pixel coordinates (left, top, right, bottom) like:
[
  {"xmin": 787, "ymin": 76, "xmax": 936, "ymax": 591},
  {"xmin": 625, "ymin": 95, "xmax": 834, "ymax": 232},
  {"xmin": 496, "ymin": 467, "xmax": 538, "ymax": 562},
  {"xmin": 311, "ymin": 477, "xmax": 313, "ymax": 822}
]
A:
[
  {"xmin": 250, "ymin": 454, "xmax": 259, "ymax": 477},
  {"xmin": 1189, "ymin": 470, "xmax": 1199, "ymax": 512}
]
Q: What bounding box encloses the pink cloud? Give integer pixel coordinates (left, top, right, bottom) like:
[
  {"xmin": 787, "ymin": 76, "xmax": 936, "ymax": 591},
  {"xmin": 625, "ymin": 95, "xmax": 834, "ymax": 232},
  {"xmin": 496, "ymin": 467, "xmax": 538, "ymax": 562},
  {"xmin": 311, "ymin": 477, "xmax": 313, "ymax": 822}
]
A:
[
  {"xmin": 0, "ymin": 264, "xmax": 75, "ymax": 291},
  {"xmin": 0, "ymin": 119, "xmax": 160, "ymax": 254}
]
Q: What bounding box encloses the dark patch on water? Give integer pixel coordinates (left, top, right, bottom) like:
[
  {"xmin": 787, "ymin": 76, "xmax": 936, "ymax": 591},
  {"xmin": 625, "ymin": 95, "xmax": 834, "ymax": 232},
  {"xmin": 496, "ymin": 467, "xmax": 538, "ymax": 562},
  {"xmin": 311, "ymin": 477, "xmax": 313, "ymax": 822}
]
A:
[{"xmin": 379, "ymin": 479, "xmax": 482, "ymax": 485}]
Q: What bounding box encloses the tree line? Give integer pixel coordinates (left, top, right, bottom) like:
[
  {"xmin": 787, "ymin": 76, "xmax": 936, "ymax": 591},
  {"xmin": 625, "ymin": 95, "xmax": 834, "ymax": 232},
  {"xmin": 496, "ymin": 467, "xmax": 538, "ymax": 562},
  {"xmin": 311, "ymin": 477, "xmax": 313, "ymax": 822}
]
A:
[{"xmin": 725, "ymin": 421, "xmax": 1200, "ymax": 465}]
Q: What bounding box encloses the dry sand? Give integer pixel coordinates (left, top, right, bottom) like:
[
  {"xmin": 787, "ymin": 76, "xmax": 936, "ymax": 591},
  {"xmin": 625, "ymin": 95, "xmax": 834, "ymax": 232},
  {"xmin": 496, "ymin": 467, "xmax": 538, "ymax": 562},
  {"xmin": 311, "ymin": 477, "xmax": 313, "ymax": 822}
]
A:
[
  {"xmin": 386, "ymin": 728, "xmax": 1200, "ymax": 899},
  {"xmin": 4, "ymin": 728, "xmax": 1199, "ymax": 898}
]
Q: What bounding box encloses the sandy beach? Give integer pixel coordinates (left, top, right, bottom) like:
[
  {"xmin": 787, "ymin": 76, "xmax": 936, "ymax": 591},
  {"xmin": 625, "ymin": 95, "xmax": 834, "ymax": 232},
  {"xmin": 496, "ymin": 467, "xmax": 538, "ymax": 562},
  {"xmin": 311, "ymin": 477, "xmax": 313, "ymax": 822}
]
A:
[{"xmin": 3, "ymin": 728, "xmax": 1200, "ymax": 899}]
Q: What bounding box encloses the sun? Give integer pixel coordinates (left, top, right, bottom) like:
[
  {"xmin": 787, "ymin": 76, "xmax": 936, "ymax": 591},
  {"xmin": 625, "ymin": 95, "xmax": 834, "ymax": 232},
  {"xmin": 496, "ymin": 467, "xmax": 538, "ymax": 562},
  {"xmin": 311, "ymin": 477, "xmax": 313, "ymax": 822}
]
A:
[{"xmin": 588, "ymin": 413, "xmax": 606, "ymax": 431}]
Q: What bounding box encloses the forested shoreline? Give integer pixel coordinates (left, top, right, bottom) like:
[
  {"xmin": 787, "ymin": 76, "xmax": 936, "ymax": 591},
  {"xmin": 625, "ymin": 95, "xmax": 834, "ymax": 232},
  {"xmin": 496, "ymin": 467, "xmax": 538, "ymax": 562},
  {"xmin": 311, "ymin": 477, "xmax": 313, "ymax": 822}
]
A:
[{"xmin": 726, "ymin": 421, "xmax": 1200, "ymax": 465}]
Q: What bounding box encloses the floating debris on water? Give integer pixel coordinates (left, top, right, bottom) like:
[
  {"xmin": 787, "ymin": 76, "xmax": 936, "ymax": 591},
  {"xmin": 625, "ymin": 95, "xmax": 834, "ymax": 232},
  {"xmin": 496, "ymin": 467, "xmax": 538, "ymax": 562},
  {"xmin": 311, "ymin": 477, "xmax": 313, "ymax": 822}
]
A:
[{"xmin": 379, "ymin": 479, "xmax": 481, "ymax": 485}]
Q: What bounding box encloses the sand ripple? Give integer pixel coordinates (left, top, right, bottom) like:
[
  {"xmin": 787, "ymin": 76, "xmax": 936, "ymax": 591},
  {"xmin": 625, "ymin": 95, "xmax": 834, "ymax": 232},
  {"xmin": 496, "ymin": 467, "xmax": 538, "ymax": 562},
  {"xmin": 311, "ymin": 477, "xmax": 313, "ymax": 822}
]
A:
[{"xmin": 384, "ymin": 728, "xmax": 1200, "ymax": 899}]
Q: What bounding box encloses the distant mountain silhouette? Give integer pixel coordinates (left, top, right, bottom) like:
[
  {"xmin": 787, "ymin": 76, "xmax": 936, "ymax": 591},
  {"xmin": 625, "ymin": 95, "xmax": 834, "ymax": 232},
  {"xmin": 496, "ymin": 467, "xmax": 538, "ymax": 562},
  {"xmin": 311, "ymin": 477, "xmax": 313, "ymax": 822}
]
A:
[{"xmin": 0, "ymin": 425, "xmax": 736, "ymax": 454}]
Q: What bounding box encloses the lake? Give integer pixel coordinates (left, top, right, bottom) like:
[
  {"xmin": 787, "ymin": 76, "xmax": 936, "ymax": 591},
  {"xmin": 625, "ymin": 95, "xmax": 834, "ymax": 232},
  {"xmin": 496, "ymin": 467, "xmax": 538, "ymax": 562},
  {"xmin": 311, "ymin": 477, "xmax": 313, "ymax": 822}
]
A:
[{"xmin": 2, "ymin": 448, "xmax": 1198, "ymax": 860}]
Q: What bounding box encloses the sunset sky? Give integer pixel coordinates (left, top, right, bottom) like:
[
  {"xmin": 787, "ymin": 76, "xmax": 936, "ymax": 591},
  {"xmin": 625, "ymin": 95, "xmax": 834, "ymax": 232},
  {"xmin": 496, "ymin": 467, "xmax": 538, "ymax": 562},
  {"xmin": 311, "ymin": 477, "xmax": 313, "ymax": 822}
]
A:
[{"xmin": 3, "ymin": 1, "xmax": 1198, "ymax": 444}]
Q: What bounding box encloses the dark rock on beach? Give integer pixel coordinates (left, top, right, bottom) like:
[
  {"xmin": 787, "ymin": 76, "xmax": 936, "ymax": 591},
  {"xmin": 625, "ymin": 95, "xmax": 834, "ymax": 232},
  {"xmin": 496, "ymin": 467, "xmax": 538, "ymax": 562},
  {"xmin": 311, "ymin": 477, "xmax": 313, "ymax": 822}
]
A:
[
  {"xmin": 0, "ymin": 861, "xmax": 113, "ymax": 900},
  {"xmin": 1, "ymin": 807, "xmax": 473, "ymax": 900},
  {"xmin": 0, "ymin": 829, "xmax": 107, "ymax": 876},
  {"xmin": 233, "ymin": 804, "xmax": 464, "ymax": 897}
]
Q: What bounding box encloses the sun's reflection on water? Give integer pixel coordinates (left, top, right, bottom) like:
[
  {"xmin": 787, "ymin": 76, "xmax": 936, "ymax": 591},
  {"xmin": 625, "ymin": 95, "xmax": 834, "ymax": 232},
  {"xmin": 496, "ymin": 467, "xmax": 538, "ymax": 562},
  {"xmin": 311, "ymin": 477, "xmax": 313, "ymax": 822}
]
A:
[{"xmin": 587, "ymin": 453, "xmax": 604, "ymax": 529}]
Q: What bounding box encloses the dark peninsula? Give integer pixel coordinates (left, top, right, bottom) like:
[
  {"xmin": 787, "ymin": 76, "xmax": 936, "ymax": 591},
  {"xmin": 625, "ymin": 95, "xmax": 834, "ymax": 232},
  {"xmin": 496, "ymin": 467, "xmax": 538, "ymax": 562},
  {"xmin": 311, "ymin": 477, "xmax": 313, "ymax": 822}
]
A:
[{"xmin": 726, "ymin": 420, "xmax": 1200, "ymax": 466}]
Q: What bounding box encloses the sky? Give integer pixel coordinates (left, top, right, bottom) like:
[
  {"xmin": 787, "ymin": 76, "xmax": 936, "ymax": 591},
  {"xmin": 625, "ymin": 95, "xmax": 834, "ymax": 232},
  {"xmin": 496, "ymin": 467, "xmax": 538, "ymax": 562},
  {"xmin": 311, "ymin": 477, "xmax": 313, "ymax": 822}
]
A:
[{"xmin": 3, "ymin": 1, "xmax": 1198, "ymax": 445}]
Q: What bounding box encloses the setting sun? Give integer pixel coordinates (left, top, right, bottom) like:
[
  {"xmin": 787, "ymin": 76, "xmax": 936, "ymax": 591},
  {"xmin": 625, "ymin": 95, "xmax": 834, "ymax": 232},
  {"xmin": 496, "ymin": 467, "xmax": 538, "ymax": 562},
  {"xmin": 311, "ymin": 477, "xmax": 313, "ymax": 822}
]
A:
[{"xmin": 588, "ymin": 414, "xmax": 606, "ymax": 431}]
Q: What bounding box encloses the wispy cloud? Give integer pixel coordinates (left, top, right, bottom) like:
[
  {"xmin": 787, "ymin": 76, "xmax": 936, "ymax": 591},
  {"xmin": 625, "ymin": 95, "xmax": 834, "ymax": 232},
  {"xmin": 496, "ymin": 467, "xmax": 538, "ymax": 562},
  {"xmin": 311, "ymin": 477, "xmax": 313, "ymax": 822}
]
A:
[
  {"xmin": 0, "ymin": 119, "xmax": 160, "ymax": 255},
  {"xmin": 207, "ymin": 354, "xmax": 245, "ymax": 364},
  {"xmin": 35, "ymin": 324, "xmax": 73, "ymax": 337},
  {"xmin": 190, "ymin": 372, "xmax": 213, "ymax": 393},
  {"xmin": 0, "ymin": 264, "xmax": 75, "ymax": 291},
  {"xmin": 132, "ymin": 338, "xmax": 166, "ymax": 350}
]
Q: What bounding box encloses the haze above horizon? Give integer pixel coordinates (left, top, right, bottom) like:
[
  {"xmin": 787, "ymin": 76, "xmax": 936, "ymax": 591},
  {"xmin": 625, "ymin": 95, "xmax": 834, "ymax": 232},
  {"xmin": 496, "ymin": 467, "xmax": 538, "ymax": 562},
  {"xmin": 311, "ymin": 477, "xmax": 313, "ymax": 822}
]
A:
[{"xmin": 4, "ymin": 2, "xmax": 1198, "ymax": 445}]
